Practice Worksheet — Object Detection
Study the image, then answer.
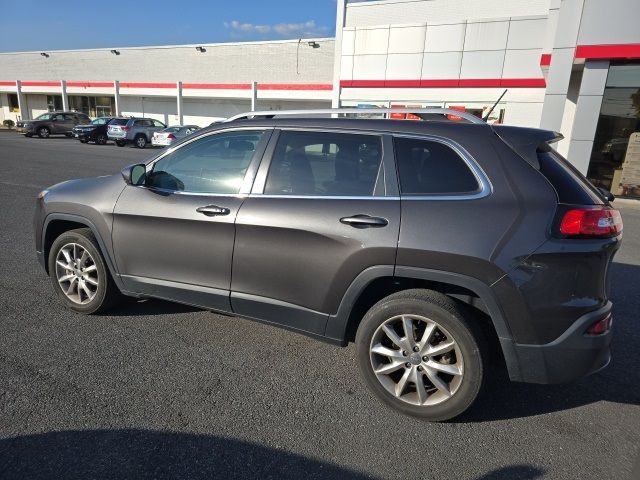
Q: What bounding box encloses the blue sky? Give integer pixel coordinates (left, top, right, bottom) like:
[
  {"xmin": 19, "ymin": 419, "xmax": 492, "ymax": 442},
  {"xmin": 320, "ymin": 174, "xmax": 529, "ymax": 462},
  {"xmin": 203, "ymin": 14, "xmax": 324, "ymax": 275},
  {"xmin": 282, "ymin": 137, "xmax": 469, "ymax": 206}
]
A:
[{"xmin": 0, "ymin": 0, "xmax": 338, "ymax": 52}]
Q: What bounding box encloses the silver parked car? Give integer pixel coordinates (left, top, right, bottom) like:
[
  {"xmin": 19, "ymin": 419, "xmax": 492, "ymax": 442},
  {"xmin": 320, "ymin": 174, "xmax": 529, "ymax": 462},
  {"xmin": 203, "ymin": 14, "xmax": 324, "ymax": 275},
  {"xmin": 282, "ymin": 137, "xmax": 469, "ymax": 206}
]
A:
[
  {"xmin": 151, "ymin": 125, "xmax": 200, "ymax": 147},
  {"xmin": 107, "ymin": 117, "xmax": 166, "ymax": 148}
]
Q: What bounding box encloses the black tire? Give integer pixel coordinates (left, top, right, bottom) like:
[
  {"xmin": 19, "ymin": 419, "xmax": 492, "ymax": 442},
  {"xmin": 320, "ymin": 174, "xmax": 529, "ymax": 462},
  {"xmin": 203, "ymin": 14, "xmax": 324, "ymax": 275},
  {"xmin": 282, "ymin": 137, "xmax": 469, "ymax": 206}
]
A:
[
  {"xmin": 37, "ymin": 126, "xmax": 50, "ymax": 138},
  {"xmin": 115, "ymin": 140, "xmax": 126, "ymax": 147},
  {"xmin": 48, "ymin": 228, "xmax": 121, "ymax": 314},
  {"xmin": 355, "ymin": 289, "xmax": 486, "ymax": 421},
  {"xmin": 95, "ymin": 133, "xmax": 107, "ymax": 145},
  {"xmin": 79, "ymin": 137, "xmax": 89, "ymax": 143},
  {"xmin": 133, "ymin": 134, "xmax": 147, "ymax": 148}
]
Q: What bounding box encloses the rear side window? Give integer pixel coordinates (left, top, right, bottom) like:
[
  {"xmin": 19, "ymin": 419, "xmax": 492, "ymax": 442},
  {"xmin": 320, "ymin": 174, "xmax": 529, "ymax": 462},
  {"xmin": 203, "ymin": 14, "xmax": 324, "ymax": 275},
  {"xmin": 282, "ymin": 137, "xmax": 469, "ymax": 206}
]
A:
[
  {"xmin": 264, "ymin": 131, "xmax": 382, "ymax": 196},
  {"xmin": 537, "ymin": 147, "xmax": 604, "ymax": 205},
  {"xmin": 393, "ymin": 137, "xmax": 480, "ymax": 195}
]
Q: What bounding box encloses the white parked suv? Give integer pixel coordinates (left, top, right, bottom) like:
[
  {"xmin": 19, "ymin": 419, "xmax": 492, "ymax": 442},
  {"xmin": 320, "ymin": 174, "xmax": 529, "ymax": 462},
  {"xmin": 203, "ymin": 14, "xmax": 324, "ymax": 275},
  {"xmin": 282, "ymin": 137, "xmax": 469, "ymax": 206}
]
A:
[{"xmin": 107, "ymin": 117, "xmax": 166, "ymax": 148}]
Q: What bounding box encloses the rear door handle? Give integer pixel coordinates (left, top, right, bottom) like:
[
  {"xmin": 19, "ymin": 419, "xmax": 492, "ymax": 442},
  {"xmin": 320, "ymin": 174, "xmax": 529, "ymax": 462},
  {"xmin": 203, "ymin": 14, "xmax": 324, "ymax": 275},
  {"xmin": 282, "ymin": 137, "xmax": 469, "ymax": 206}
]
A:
[
  {"xmin": 340, "ymin": 214, "xmax": 388, "ymax": 228},
  {"xmin": 196, "ymin": 205, "xmax": 231, "ymax": 216}
]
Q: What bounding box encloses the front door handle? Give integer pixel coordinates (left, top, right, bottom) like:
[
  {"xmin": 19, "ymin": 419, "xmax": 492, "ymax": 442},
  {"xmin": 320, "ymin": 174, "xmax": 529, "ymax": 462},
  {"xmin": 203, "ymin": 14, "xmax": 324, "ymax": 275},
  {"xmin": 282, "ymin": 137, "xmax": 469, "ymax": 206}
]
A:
[
  {"xmin": 196, "ymin": 205, "xmax": 231, "ymax": 216},
  {"xmin": 340, "ymin": 214, "xmax": 388, "ymax": 228}
]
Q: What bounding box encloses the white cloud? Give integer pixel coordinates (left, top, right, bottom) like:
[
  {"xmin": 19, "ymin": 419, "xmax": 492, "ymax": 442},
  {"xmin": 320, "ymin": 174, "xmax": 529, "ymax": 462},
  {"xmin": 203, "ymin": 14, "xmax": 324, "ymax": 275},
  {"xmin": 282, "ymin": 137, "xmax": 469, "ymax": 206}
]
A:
[{"xmin": 224, "ymin": 19, "xmax": 329, "ymax": 39}]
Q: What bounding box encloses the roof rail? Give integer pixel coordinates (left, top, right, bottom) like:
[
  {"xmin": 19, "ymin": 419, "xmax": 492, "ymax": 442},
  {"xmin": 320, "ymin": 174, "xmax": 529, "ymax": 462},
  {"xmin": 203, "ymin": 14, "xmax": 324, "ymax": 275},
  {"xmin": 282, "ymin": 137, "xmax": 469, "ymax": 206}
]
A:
[{"xmin": 224, "ymin": 107, "xmax": 486, "ymax": 125}]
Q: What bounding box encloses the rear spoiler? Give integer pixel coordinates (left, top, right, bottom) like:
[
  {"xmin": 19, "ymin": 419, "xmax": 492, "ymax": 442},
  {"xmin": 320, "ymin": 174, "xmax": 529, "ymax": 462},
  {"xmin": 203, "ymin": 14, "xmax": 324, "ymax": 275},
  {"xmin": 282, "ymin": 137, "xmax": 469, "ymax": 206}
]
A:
[{"xmin": 492, "ymin": 125, "xmax": 563, "ymax": 169}]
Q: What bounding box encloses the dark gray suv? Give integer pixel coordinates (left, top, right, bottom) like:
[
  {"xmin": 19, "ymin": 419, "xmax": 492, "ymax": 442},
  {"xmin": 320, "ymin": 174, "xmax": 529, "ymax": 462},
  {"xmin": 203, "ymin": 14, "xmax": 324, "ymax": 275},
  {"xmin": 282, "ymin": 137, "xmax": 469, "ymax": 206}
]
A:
[{"xmin": 34, "ymin": 108, "xmax": 623, "ymax": 420}]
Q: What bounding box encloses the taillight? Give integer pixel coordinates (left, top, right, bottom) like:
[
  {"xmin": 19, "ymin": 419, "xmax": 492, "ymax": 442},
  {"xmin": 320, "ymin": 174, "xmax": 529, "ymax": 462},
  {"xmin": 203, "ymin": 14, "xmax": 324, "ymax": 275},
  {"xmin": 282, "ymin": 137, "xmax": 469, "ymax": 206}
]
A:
[
  {"xmin": 559, "ymin": 207, "xmax": 622, "ymax": 237},
  {"xmin": 586, "ymin": 314, "xmax": 612, "ymax": 335},
  {"xmin": 167, "ymin": 133, "xmax": 176, "ymax": 139},
  {"xmin": 121, "ymin": 126, "xmax": 130, "ymax": 132}
]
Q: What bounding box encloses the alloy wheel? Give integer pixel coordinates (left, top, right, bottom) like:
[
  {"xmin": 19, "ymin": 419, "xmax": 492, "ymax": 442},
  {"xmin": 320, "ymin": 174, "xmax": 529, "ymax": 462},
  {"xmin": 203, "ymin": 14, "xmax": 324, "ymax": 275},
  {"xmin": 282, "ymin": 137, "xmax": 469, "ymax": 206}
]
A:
[
  {"xmin": 369, "ymin": 314, "xmax": 464, "ymax": 406},
  {"xmin": 54, "ymin": 243, "xmax": 99, "ymax": 305}
]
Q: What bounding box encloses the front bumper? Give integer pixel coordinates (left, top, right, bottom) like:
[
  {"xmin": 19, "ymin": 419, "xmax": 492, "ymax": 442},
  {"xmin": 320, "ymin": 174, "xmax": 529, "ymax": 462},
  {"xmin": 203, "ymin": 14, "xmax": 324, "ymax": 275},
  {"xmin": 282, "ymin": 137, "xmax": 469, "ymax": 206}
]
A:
[
  {"xmin": 16, "ymin": 126, "xmax": 34, "ymax": 134},
  {"xmin": 509, "ymin": 302, "xmax": 613, "ymax": 384}
]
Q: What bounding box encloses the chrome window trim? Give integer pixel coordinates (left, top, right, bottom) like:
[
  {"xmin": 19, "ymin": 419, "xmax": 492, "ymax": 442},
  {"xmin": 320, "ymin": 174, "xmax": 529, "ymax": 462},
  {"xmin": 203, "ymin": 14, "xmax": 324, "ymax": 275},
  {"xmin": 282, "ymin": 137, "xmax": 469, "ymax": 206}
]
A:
[
  {"xmin": 391, "ymin": 133, "xmax": 493, "ymax": 201},
  {"xmin": 247, "ymin": 194, "xmax": 400, "ymax": 200}
]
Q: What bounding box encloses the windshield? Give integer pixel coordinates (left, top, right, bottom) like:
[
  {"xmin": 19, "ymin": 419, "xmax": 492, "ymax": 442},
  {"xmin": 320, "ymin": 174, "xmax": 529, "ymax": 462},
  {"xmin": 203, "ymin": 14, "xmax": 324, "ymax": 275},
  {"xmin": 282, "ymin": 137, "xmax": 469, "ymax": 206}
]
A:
[
  {"xmin": 91, "ymin": 118, "xmax": 110, "ymax": 125},
  {"xmin": 163, "ymin": 127, "xmax": 182, "ymax": 133},
  {"xmin": 34, "ymin": 113, "xmax": 54, "ymax": 120}
]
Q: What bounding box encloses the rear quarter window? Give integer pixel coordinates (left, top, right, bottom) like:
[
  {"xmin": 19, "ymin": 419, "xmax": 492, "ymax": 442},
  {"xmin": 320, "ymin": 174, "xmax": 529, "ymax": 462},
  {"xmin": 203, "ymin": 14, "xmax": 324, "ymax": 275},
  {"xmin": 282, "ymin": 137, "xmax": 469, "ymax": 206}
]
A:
[
  {"xmin": 537, "ymin": 147, "xmax": 604, "ymax": 205},
  {"xmin": 393, "ymin": 137, "xmax": 480, "ymax": 195}
]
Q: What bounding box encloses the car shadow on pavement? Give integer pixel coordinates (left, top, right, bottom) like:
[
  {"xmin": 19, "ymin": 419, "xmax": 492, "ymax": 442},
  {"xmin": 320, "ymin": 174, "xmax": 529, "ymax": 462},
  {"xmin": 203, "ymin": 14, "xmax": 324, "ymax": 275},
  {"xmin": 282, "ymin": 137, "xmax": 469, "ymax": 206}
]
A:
[
  {"xmin": 474, "ymin": 465, "xmax": 546, "ymax": 480},
  {"xmin": 0, "ymin": 429, "xmax": 376, "ymax": 480},
  {"xmin": 459, "ymin": 261, "xmax": 640, "ymax": 422},
  {"xmin": 104, "ymin": 298, "xmax": 201, "ymax": 317}
]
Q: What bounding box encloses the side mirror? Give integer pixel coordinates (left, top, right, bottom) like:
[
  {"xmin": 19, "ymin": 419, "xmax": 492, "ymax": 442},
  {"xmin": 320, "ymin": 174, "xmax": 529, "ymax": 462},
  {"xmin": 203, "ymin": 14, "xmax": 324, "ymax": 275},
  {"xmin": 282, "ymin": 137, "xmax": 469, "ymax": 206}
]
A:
[
  {"xmin": 597, "ymin": 187, "xmax": 615, "ymax": 202},
  {"xmin": 121, "ymin": 164, "xmax": 146, "ymax": 186}
]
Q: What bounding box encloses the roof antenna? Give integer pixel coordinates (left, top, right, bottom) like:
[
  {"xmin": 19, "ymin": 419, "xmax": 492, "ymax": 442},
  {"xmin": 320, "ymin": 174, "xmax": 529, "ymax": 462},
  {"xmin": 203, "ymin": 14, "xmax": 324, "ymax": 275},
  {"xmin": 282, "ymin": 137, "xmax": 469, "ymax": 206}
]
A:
[{"xmin": 483, "ymin": 89, "xmax": 508, "ymax": 121}]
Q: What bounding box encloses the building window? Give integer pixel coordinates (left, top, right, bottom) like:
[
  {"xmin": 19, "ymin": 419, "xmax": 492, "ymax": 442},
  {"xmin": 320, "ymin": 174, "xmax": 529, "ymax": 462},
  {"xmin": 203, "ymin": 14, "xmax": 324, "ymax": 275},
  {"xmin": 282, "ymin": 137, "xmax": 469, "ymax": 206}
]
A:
[
  {"xmin": 47, "ymin": 95, "xmax": 63, "ymax": 112},
  {"xmin": 587, "ymin": 62, "xmax": 640, "ymax": 198},
  {"xmin": 8, "ymin": 93, "xmax": 19, "ymax": 112}
]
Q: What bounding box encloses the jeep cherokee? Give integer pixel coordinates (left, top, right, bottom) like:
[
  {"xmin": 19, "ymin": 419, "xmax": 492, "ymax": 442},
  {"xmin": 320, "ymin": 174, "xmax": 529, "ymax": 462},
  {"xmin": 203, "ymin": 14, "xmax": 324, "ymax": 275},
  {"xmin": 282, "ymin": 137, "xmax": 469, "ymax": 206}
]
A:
[{"xmin": 34, "ymin": 108, "xmax": 622, "ymax": 420}]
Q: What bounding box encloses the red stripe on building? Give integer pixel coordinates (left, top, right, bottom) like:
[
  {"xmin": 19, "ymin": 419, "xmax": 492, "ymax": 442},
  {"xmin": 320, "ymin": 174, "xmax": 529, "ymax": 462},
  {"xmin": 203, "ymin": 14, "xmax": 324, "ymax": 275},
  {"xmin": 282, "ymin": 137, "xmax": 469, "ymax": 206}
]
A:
[
  {"xmin": 21, "ymin": 81, "xmax": 61, "ymax": 87},
  {"xmin": 342, "ymin": 78, "xmax": 545, "ymax": 88},
  {"xmin": 183, "ymin": 83, "xmax": 252, "ymax": 90},
  {"xmin": 67, "ymin": 81, "xmax": 114, "ymax": 88},
  {"xmin": 258, "ymin": 83, "xmax": 333, "ymax": 90},
  {"xmin": 501, "ymin": 78, "xmax": 547, "ymax": 87},
  {"xmin": 540, "ymin": 54, "xmax": 552, "ymax": 66},
  {"xmin": 575, "ymin": 43, "xmax": 640, "ymax": 59},
  {"xmin": 0, "ymin": 81, "xmax": 16, "ymax": 86},
  {"xmin": 119, "ymin": 82, "xmax": 177, "ymax": 88},
  {"xmin": 419, "ymin": 79, "xmax": 460, "ymax": 87}
]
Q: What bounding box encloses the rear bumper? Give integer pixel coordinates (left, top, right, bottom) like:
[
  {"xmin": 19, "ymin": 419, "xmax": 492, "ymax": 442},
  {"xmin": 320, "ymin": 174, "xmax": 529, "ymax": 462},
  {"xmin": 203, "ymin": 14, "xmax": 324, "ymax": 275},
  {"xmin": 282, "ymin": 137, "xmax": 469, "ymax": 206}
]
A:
[{"xmin": 509, "ymin": 302, "xmax": 613, "ymax": 384}]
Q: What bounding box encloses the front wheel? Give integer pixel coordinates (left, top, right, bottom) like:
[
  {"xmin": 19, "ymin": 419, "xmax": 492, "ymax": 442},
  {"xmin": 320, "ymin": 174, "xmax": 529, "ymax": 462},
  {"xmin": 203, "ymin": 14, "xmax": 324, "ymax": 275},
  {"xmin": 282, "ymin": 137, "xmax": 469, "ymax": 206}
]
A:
[
  {"xmin": 37, "ymin": 126, "xmax": 50, "ymax": 138},
  {"xmin": 79, "ymin": 137, "xmax": 89, "ymax": 143},
  {"xmin": 48, "ymin": 228, "xmax": 121, "ymax": 314},
  {"xmin": 95, "ymin": 133, "xmax": 108, "ymax": 145},
  {"xmin": 355, "ymin": 289, "xmax": 486, "ymax": 421}
]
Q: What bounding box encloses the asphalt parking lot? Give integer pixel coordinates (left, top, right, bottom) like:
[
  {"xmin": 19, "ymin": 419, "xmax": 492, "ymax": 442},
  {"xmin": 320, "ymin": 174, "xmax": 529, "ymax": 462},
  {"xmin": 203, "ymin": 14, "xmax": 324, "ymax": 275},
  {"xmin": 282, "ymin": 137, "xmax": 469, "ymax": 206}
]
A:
[{"xmin": 0, "ymin": 132, "xmax": 639, "ymax": 479}]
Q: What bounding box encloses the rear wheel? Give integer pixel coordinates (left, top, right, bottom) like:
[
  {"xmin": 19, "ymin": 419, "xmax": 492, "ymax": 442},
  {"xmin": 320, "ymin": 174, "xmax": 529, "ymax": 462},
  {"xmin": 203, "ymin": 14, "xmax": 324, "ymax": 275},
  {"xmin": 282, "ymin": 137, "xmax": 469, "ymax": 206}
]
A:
[
  {"xmin": 37, "ymin": 126, "xmax": 50, "ymax": 138},
  {"xmin": 95, "ymin": 133, "xmax": 107, "ymax": 145},
  {"xmin": 134, "ymin": 134, "xmax": 147, "ymax": 148},
  {"xmin": 48, "ymin": 228, "xmax": 121, "ymax": 314},
  {"xmin": 115, "ymin": 140, "xmax": 126, "ymax": 147},
  {"xmin": 355, "ymin": 289, "xmax": 486, "ymax": 421}
]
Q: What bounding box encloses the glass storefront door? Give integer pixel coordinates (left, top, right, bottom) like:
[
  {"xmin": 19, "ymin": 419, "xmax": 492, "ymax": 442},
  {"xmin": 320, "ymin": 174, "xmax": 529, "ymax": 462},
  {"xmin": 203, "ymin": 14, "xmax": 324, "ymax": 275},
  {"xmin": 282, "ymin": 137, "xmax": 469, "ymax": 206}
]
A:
[
  {"xmin": 587, "ymin": 63, "xmax": 640, "ymax": 198},
  {"xmin": 67, "ymin": 96, "xmax": 116, "ymax": 117}
]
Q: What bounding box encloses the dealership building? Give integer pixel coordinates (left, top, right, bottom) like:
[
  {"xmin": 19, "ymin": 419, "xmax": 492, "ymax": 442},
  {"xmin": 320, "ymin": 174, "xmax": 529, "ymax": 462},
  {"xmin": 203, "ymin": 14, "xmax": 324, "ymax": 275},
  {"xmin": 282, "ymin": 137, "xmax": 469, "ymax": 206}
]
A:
[{"xmin": 1, "ymin": 0, "xmax": 640, "ymax": 197}]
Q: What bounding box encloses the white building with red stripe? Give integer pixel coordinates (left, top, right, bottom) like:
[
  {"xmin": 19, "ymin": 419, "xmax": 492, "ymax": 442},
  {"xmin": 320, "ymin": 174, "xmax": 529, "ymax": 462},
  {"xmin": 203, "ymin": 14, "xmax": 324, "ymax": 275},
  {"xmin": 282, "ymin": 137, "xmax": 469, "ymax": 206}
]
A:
[
  {"xmin": 1, "ymin": 0, "xmax": 640, "ymax": 195},
  {"xmin": 0, "ymin": 38, "xmax": 335, "ymax": 126},
  {"xmin": 331, "ymin": 0, "xmax": 640, "ymax": 195}
]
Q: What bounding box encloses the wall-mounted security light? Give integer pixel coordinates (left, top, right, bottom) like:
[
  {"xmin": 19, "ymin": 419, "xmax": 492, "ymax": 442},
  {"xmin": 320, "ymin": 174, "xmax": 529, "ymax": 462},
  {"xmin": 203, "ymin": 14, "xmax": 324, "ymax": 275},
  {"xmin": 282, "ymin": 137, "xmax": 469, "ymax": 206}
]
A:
[
  {"xmin": 196, "ymin": 46, "xmax": 206, "ymax": 53},
  {"xmin": 40, "ymin": 52, "xmax": 49, "ymax": 58},
  {"xmin": 307, "ymin": 41, "xmax": 320, "ymax": 48},
  {"xmin": 110, "ymin": 49, "xmax": 120, "ymax": 55}
]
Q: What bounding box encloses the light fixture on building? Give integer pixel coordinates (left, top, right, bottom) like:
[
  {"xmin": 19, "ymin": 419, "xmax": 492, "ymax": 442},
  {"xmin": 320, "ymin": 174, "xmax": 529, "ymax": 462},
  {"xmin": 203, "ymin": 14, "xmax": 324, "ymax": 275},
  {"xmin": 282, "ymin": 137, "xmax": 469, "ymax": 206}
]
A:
[
  {"xmin": 40, "ymin": 52, "xmax": 49, "ymax": 58},
  {"xmin": 307, "ymin": 41, "xmax": 320, "ymax": 48},
  {"xmin": 110, "ymin": 49, "xmax": 120, "ymax": 55},
  {"xmin": 195, "ymin": 46, "xmax": 206, "ymax": 53}
]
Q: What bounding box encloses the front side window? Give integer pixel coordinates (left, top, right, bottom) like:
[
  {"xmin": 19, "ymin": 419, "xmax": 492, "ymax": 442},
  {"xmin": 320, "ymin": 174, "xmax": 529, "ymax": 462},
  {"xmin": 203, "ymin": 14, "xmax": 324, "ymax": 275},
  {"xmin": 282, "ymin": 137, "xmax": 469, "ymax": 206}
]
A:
[
  {"xmin": 146, "ymin": 130, "xmax": 265, "ymax": 194},
  {"xmin": 393, "ymin": 137, "xmax": 480, "ymax": 195},
  {"xmin": 264, "ymin": 131, "xmax": 382, "ymax": 196}
]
